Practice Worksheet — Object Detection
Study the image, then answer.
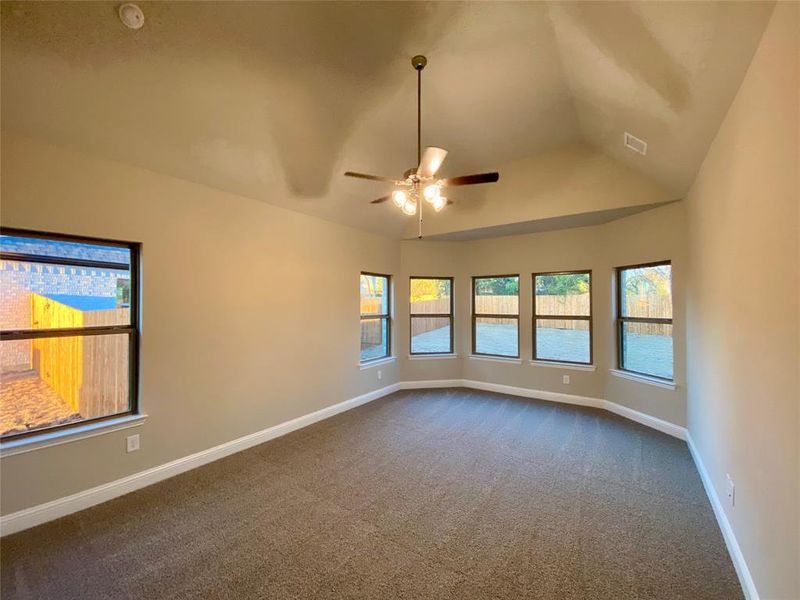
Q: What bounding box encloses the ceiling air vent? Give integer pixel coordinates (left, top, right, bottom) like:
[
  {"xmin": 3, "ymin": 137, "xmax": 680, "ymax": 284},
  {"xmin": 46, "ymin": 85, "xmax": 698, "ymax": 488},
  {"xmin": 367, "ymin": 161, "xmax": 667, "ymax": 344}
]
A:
[{"xmin": 624, "ymin": 132, "xmax": 647, "ymax": 156}]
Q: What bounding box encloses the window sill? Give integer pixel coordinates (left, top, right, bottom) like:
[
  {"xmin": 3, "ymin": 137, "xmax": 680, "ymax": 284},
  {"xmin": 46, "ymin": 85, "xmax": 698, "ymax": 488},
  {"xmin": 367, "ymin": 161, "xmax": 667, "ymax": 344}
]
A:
[
  {"xmin": 0, "ymin": 414, "xmax": 148, "ymax": 458},
  {"xmin": 468, "ymin": 355, "xmax": 522, "ymax": 364},
  {"xmin": 609, "ymin": 369, "xmax": 676, "ymax": 390},
  {"xmin": 530, "ymin": 360, "xmax": 596, "ymax": 372},
  {"xmin": 407, "ymin": 353, "xmax": 458, "ymax": 360},
  {"xmin": 359, "ymin": 356, "xmax": 396, "ymax": 369}
]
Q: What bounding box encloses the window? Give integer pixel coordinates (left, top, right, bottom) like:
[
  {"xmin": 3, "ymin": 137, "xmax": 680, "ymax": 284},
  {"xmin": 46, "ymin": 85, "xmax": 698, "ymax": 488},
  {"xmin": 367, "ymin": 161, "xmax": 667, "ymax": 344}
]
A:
[
  {"xmin": 0, "ymin": 228, "xmax": 140, "ymax": 440},
  {"xmin": 410, "ymin": 277, "xmax": 453, "ymax": 355},
  {"xmin": 616, "ymin": 262, "xmax": 673, "ymax": 380},
  {"xmin": 360, "ymin": 272, "xmax": 391, "ymax": 362},
  {"xmin": 533, "ymin": 271, "xmax": 592, "ymax": 364},
  {"xmin": 472, "ymin": 275, "xmax": 519, "ymax": 358}
]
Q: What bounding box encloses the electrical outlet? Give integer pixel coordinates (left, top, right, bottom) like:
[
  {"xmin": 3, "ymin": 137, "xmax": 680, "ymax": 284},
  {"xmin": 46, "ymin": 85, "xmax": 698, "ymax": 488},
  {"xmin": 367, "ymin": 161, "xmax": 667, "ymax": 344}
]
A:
[
  {"xmin": 726, "ymin": 474, "xmax": 735, "ymax": 507},
  {"xmin": 562, "ymin": 375, "xmax": 570, "ymax": 384},
  {"xmin": 126, "ymin": 434, "xmax": 140, "ymax": 453},
  {"xmin": 377, "ymin": 370, "xmax": 382, "ymax": 380}
]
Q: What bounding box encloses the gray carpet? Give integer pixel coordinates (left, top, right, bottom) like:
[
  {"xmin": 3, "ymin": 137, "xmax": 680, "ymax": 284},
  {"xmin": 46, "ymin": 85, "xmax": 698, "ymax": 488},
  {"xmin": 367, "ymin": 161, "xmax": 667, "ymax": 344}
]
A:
[{"xmin": 1, "ymin": 388, "xmax": 742, "ymax": 599}]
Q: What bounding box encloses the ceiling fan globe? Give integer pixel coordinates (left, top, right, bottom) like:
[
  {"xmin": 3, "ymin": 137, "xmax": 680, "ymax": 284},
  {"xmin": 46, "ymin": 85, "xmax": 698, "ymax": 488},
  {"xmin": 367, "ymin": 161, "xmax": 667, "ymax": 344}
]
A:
[
  {"xmin": 423, "ymin": 183, "xmax": 440, "ymax": 203},
  {"xmin": 391, "ymin": 190, "xmax": 407, "ymax": 208}
]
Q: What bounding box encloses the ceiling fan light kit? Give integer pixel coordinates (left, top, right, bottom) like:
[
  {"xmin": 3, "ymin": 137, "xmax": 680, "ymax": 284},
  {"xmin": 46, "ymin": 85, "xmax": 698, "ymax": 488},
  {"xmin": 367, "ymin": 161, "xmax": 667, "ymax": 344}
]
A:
[{"xmin": 345, "ymin": 55, "xmax": 500, "ymax": 238}]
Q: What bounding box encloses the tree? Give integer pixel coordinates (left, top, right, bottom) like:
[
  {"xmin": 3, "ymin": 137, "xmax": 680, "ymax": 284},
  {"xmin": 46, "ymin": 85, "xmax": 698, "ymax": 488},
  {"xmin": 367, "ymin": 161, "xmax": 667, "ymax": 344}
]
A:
[
  {"xmin": 410, "ymin": 278, "xmax": 450, "ymax": 302},
  {"xmin": 476, "ymin": 277, "xmax": 518, "ymax": 296},
  {"xmin": 535, "ymin": 273, "xmax": 589, "ymax": 296},
  {"xmin": 622, "ymin": 266, "xmax": 670, "ymax": 296}
]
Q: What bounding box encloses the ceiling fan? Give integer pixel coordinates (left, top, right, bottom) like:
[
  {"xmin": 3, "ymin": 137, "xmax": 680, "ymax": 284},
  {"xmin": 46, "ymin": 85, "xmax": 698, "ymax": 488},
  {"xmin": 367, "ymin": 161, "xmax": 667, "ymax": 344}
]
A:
[{"xmin": 344, "ymin": 55, "xmax": 500, "ymax": 239}]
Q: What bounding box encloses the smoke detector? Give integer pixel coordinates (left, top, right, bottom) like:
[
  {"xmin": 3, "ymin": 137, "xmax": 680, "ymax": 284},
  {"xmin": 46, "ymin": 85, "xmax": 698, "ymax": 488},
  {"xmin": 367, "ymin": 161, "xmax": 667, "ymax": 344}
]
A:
[
  {"xmin": 624, "ymin": 132, "xmax": 647, "ymax": 156},
  {"xmin": 118, "ymin": 3, "xmax": 144, "ymax": 30}
]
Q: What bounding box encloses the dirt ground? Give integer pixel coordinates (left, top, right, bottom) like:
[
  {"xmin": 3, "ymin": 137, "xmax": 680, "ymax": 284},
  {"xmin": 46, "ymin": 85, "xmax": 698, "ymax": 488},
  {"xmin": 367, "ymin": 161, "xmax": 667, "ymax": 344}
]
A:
[{"xmin": 0, "ymin": 373, "xmax": 82, "ymax": 437}]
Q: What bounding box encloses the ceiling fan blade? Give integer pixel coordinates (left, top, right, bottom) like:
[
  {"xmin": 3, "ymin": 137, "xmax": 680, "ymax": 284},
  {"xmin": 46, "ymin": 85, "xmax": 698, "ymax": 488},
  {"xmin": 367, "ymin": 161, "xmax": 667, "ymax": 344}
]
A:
[
  {"xmin": 440, "ymin": 172, "xmax": 500, "ymax": 186},
  {"xmin": 370, "ymin": 196, "xmax": 390, "ymax": 204},
  {"xmin": 344, "ymin": 171, "xmax": 397, "ymax": 183},
  {"xmin": 417, "ymin": 147, "xmax": 448, "ymax": 178}
]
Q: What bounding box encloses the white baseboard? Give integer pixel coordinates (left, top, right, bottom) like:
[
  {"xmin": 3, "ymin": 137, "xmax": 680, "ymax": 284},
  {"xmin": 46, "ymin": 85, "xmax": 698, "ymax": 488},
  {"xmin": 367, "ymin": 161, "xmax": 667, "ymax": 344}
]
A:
[
  {"xmin": 602, "ymin": 399, "xmax": 687, "ymax": 440},
  {"xmin": 686, "ymin": 432, "xmax": 759, "ymax": 600},
  {"xmin": 403, "ymin": 378, "xmax": 686, "ymax": 440},
  {"xmin": 0, "ymin": 382, "xmax": 401, "ymax": 537},
  {"xmin": 399, "ymin": 379, "xmax": 463, "ymax": 390},
  {"xmin": 462, "ymin": 378, "xmax": 607, "ymax": 409},
  {"xmin": 1, "ymin": 378, "xmax": 688, "ymax": 536}
]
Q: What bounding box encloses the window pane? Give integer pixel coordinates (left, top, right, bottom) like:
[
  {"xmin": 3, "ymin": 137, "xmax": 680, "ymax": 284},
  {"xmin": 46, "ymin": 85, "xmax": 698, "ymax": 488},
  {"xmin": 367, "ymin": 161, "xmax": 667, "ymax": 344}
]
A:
[
  {"xmin": 410, "ymin": 279, "xmax": 451, "ymax": 315},
  {"xmin": 360, "ymin": 317, "xmax": 388, "ymax": 361},
  {"xmin": 1, "ymin": 334, "xmax": 130, "ymax": 438},
  {"xmin": 535, "ymin": 273, "xmax": 590, "ymax": 316},
  {"xmin": 411, "ymin": 317, "xmax": 451, "ymax": 354},
  {"xmin": 536, "ymin": 319, "xmax": 590, "ymax": 363},
  {"xmin": 0, "ymin": 259, "xmax": 132, "ymax": 331},
  {"xmin": 475, "ymin": 317, "xmax": 518, "ymax": 357},
  {"xmin": 621, "ymin": 322, "xmax": 673, "ymax": 380},
  {"xmin": 474, "ymin": 277, "xmax": 519, "ymax": 315},
  {"xmin": 620, "ymin": 265, "xmax": 672, "ymax": 319},
  {"xmin": 360, "ymin": 274, "xmax": 389, "ymax": 315}
]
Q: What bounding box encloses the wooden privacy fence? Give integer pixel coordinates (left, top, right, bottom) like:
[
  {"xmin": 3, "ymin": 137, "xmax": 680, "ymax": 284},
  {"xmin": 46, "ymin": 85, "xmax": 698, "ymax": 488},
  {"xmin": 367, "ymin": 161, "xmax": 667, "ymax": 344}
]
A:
[
  {"xmin": 534, "ymin": 293, "xmax": 670, "ymax": 334},
  {"xmin": 411, "ymin": 298, "xmax": 451, "ymax": 337},
  {"xmin": 31, "ymin": 293, "xmax": 129, "ymax": 419},
  {"xmin": 474, "ymin": 294, "xmax": 521, "ymax": 327},
  {"xmin": 360, "ymin": 298, "xmax": 387, "ymax": 346},
  {"xmin": 363, "ymin": 292, "xmax": 672, "ymax": 343},
  {"xmin": 621, "ymin": 293, "xmax": 673, "ymax": 334},
  {"xmin": 535, "ymin": 294, "xmax": 590, "ymax": 331}
]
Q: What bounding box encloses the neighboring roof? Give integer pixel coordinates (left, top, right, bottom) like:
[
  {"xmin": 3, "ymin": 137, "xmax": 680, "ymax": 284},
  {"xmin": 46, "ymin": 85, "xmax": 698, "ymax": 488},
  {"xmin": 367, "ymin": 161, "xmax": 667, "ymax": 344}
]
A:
[{"xmin": 0, "ymin": 236, "xmax": 130, "ymax": 266}]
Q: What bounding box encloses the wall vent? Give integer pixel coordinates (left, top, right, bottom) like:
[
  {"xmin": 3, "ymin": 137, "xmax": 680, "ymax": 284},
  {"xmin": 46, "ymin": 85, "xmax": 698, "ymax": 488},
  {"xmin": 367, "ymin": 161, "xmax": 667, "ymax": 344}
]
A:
[{"xmin": 624, "ymin": 132, "xmax": 647, "ymax": 155}]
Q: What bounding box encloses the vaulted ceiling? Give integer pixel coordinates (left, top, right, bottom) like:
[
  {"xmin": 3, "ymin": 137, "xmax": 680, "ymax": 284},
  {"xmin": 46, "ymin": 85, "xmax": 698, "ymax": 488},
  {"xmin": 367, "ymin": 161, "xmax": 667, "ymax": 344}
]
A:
[{"xmin": 1, "ymin": 1, "xmax": 774, "ymax": 239}]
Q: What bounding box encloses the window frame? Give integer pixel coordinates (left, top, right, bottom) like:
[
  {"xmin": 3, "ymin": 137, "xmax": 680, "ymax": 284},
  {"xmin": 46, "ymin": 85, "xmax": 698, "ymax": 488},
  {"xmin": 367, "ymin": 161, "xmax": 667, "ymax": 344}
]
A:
[
  {"xmin": 0, "ymin": 226, "xmax": 141, "ymax": 441},
  {"xmin": 532, "ymin": 270, "xmax": 593, "ymax": 365},
  {"xmin": 471, "ymin": 274, "xmax": 520, "ymax": 359},
  {"xmin": 409, "ymin": 276, "xmax": 454, "ymax": 356},
  {"xmin": 615, "ymin": 260, "xmax": 673, "ymax": 381},
  {"xmin": 359, "ymin": 271, "xmax": 392, "ymax": 363}
]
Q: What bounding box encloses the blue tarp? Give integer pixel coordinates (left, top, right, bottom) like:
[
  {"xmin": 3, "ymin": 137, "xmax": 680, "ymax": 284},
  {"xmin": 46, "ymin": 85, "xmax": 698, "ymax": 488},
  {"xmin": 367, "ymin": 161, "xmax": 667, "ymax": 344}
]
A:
[{"xmin": 46, "ymin": 295, "xmax": 118, "ymax": 311}]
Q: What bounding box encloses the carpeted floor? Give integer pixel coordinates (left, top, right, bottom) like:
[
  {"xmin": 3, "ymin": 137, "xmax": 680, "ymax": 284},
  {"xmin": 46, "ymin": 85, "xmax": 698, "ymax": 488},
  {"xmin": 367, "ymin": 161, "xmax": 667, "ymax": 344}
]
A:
[{"xmin": 1, "ymin": 388, "xmax": 742, "ymax": 599}]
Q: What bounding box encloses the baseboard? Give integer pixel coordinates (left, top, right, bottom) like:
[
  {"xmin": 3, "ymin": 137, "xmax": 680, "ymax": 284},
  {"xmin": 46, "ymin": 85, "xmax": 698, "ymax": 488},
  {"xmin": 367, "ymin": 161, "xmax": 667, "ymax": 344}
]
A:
[
  {"xmin": 602, "ymin": 400, "xmax": 687, "ymax": 440},
  {"xmin": 1, "ymin": 378, "xmax": 688, "ymax": 536},
  {"xmin": 398, "ymin": 379, "xmax": 463, "ymax": 390},
  {"xmin": 0, "ymin": 382, "xmax": 401, "ymax": 536},
  {"xmin": 403, "ymin": 378, "xmax": 686, "ymax": 440},
  {"xmin": 686, "ymin": 432, "xmax": 759, "ymax": 600},
  {"xmin": 461, "ymin": 378, "xmax": 607, "ymax": 410}
]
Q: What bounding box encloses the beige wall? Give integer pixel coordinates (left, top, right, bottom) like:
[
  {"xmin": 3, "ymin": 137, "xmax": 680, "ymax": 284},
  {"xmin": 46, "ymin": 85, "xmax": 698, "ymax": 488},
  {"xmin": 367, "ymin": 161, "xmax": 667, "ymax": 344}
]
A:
[
  {"xmin": 685, "ymin": 3, "xmax": 799, "ymax": 599},
  {"xmin": 398, "ymin": 201, "xmax": 688, "ymax": 427},
  {"xmin": 0, "ymin": 133, "xmax": 400, "ymax": 515}
]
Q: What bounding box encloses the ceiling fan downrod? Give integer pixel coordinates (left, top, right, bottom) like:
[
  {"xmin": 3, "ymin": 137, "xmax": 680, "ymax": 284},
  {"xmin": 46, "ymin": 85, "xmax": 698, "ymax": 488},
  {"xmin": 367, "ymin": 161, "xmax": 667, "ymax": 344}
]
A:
[{"xmin": 413, "ymin": 55, "xmax": 427, "ymax": 239}]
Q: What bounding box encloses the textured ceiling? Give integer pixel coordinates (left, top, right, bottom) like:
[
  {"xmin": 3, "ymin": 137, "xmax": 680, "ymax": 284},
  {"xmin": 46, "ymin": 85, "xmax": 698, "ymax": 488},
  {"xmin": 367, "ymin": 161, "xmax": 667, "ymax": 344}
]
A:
[{"xmin": 0, "ymin": 1, "xmax": 774, "ymax": 238}]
